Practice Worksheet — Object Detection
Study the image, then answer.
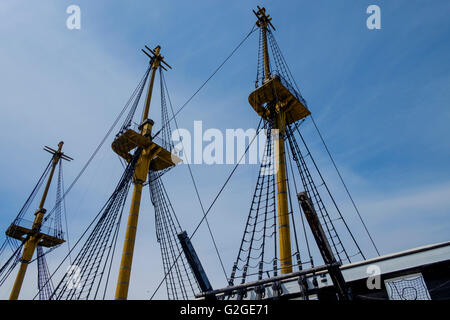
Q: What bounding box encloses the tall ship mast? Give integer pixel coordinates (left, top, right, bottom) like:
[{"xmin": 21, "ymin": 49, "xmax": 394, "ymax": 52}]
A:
[
  {"xmin": 204, "ymin": 6, "xmax": 356, "ymax": 300},
  {"xmin": 196, "ymin": 6, "xmax": 450, "ymax": 300},
  {"xmin": 2, "ymin": 142, "xmax": 72, "ymax": 300},
  {"xmin": 111, "ymin": 45, "xmax": 180, "ymax": 300}
]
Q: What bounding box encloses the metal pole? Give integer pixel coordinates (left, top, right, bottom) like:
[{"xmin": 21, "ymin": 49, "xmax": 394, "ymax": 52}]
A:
[
  {"xmin": 262, "ymin": 27, "xmax": 270, "ymax": 81},
  {"xmin": 141, "ymin": 46, "xmax": 161, "ymax": 123},
  {"xmin": 274, "ymin": 113, "xmax": 293, "ymax": 274},
  {"xmin": 114, "ymin": 182, "xmax": 143, "ymax": 300},
  {"xmin": 196, "ymin": 264, "xmax": 332, "ymax": 298}
]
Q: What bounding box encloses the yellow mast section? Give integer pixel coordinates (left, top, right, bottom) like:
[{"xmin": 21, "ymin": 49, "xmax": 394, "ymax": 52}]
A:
[
  {"xmin": 9, "ymin": 141, "xmax": 70, "ymax": 300},
  {"xmin": 114, "ymin": 45, "xmax": 179, "ymax": 300},
  {"xmin": 250, "ymin": 6, "xmax": 311, "ymax": 274}
]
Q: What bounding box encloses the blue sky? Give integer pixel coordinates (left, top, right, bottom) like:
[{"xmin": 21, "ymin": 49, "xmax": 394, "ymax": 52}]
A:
[{"xmin": 0, "ymin": 0, "xmax": 449, "ymax": 299}]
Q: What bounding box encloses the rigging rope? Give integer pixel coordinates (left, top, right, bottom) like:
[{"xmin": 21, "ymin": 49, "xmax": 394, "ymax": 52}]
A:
[
  {"xmin": 289, "ymin": 120, "xmax": 366, "ymax": 261},
  {"xmin": 161, "ymin": 71, "xmax": 229, "ymax": 283},
  {"xmin": 50, "ymin": 158, "xmax": 64, "ymax": 239},
  {"xmin": 37, "ymin": 245, "xmax": 54, "ymax": 300},
  {"xmin": 286, "ymin": 123, "xmax": 351, "ymax": 263},
  {"xmin": 42, "ymin": 66, "xmax": 151, "ymax": 226},
  {"xmin": 310, "ymin": 116, "xmax": 381, "ymax": 256},
  {"xmin": 150, "ymin": 171, "xmax": 200, "ymax": 299},
  {"xmin": 4, "ymin": 158, "xmax": 53, "ymax": 254},
  {"xmin": 152, "ymin": 24, "xmax": 258, "ymax": 141},
  {"xmin": 0, "ymin": 156, "xmax": 54, "ymax": 288},
  {"xmin": 267, "ymin": 29, "xmax": 378, "ymax": 257},
  {"xmin": 285, "ymin": 146, "xmax": 304, "ymax": 271},
  {"xmin": 19, "ymin": 69, "xmax": 152, "ymax": 297},
  {"xmin": 60, "ymin": 160, "xmax": 72, "ymax": 264},
  {"xmin": 13, "ymin": 159, "xmax": 53, "ymax": 224},
  {"xmin": 39, "ymin": 151, "xmax": 139, "ymax": 300},
  {"xmin": 100, "ymin": 200, "xmax": 123, "ymax": 300},
  {"xmin": 230, "ymin": 120, "xmax": 280, "ymax": 285},
  {"xmin": 123, "ymin": 66, "xmax": 152, "ymax": 133},
  {"xmin": 286, "ymin": 145, "xmax": 314, "ymax": 267},
  {"xmin": 149, "ymin": 117, "xmax": 264, "ymax": 299},
  {"xmin": 0, "ymin": 242, "xmax": 23, "ymax": 287}
]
